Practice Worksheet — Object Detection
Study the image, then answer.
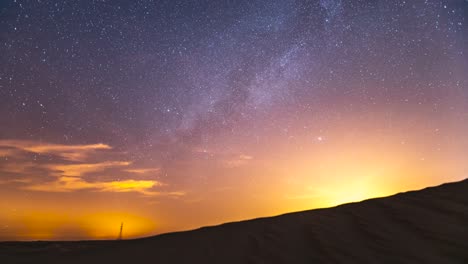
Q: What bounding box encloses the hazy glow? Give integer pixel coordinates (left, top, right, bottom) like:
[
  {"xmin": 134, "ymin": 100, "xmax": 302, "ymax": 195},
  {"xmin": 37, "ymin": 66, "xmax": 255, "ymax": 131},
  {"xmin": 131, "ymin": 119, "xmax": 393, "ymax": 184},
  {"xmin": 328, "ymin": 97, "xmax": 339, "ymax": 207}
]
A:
[
  {"xmin": 1, "ymin": 210, "xmax": 156, "ymax": 240},
  {"xmin": 81, "ymin": 212, "xmax": 157, "ymax": 239}
]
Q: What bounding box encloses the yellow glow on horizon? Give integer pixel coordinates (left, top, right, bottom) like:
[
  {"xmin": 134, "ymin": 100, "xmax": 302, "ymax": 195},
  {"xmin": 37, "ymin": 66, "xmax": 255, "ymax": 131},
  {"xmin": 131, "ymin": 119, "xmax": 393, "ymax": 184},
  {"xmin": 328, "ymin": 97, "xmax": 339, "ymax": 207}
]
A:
[
  {"xmin": 309, "ymin": 177, "xmax": 393, "ymax": 207},
  {"xmin": 1, "ymin": 209, "xmax": 157, "ymax": 241},
  {"xmin": 269, "ymin": 126, "xmax": 467, "ymax": 213},
  {"xmin": 80, "ymin": 212, "xmax": 157, "ymax": 239},
  {"xmin": 19, "ymin": 212, "xmax": 70, "ymax": 240}
]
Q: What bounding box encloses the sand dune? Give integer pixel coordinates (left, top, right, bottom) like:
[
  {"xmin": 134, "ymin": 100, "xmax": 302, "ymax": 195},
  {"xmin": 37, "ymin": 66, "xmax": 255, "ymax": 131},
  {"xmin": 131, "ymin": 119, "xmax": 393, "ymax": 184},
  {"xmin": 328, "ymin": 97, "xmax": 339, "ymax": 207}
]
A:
[{"xmin": 1, "ymin": 179, "xmax": 467, "ymax": 263}]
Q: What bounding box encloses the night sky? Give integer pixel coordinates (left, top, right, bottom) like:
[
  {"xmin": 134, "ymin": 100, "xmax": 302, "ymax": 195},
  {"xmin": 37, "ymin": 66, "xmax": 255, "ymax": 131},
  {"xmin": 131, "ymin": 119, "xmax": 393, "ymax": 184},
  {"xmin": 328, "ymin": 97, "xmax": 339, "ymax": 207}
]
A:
[{"xmin": 1, "ymin": 0, "xmax": 467, "ymax": 240}]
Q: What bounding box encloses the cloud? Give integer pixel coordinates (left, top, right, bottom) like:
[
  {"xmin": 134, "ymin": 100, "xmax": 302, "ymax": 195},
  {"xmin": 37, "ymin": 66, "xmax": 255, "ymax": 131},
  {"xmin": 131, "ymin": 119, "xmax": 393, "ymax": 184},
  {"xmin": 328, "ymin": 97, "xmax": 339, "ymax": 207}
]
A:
[
  {"xmin": 24, "ymin": 176, "xmax": 163, "ymax": 196},
  {"xmin": 0, "ymin": 161, "xmax": 36, "ymax": 174},
  {"xmin": 44, "ymin": 161, "xmax": 131, "ymax": 177},
  {"xmin": 192, "ymin": 148, "xmax": 253, "ymax": 168},
  {"xmin": 23, "ymin": 161, "xmax": 168, "ymax": 196},
  {"xmin": 223, "ymin": 154, "xmax": 253, "ymax": 168},
  {"xmin": 0, "ymin": 178, "xmax": 32, "ymax": 185},
  {"xmin": 0, "ymin": 140, "xmax": 185, "ymax": 197},
  {"xmin": 0, "ymin": 140, "xmax": 111, "ymax": 161},
  {"xmin": 124, "ymin": 168, "xmax": 161, "ymax": 174},
  {"xmin": 0, "ymin": 148, "xmax": 16, "ymax": 157}
]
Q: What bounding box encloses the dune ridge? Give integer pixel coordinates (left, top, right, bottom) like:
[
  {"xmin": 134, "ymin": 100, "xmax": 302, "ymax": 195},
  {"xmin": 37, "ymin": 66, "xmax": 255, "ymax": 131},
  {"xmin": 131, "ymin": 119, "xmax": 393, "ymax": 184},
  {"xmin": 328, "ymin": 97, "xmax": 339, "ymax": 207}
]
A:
[{"xmin": 1, "ymin": 179, "xmax": 467, "ymax": 263}]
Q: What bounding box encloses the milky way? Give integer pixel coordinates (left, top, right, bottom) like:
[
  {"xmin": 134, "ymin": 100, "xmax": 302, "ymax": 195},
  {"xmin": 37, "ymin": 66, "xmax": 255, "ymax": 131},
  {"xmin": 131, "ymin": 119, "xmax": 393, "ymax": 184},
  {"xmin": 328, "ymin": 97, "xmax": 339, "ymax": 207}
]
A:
[{"xmin": 0, "ymin": 0, "xmax": 467, "ymax": 240}]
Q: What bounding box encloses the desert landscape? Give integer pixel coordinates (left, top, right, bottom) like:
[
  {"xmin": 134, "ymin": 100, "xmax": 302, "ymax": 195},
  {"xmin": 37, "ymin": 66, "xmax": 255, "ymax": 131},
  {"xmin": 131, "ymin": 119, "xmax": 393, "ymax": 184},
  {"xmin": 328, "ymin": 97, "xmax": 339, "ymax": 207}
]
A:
[{"xmin": 1, "ymin": 179, "xmax": 467, "ymax": 264}]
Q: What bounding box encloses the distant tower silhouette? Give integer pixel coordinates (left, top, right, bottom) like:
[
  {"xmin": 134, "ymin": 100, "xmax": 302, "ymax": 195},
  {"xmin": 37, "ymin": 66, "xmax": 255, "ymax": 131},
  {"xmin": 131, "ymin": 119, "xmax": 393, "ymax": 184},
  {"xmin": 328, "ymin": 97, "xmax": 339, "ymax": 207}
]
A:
[{"xmin": 117, "ymin": 222, "xmax": 123, "ymax": 240}]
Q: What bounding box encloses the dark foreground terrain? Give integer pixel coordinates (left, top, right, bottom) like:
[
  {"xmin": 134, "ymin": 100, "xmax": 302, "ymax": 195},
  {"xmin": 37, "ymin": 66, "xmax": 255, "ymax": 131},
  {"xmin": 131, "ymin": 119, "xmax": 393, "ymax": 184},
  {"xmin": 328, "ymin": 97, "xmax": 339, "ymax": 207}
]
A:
[{"xmin": 1, "ymin": 179, "xmax": 467, "ymax": 264}]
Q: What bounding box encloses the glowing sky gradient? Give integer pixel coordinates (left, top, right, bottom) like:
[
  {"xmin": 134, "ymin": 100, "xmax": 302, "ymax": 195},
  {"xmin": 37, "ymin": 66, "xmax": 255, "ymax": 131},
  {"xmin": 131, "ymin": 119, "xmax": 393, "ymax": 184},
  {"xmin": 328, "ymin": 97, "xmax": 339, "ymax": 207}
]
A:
[{"xmin": 0, "ymin": 0, "xmax": 467, "ymax": 240}]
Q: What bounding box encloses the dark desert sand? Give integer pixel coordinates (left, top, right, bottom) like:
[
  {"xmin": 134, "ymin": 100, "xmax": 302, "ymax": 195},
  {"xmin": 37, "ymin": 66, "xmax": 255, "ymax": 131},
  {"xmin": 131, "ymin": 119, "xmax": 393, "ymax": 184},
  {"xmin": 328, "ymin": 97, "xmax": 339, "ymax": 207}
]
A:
[{"xmin": 1, "ymin": 179, "xmax": 467, "ymax": 264}]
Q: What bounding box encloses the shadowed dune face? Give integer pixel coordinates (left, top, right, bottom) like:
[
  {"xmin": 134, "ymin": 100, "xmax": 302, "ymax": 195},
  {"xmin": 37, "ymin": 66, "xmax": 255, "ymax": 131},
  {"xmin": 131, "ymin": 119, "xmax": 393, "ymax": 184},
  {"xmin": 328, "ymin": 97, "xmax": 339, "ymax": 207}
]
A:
[{"xmin": 1, "ymin": 179, "xmax": 467, "ymax": 264}]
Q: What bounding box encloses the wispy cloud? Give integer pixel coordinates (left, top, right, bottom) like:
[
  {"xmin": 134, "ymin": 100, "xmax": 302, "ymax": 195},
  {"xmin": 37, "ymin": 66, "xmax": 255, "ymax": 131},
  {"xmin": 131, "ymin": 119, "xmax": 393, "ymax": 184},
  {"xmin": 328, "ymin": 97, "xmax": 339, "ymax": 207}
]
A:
[
  {"xmin": 192, "ymin": 147, "xmax": 253, "ymax": 168},
  {"xmin": 0, "ymin": 178, "xmax": 33, "ymax": 185},
  {"xmin": 0, "ymin": 148, "xmax": 16, "ymax": 157},
  {"xmin": 0, "ymin": 140, "xmax": 111, "ymax": 161},
  {"xmin": 124, "ymin": 168, "xmax": 161, "ymax": 174},
  {"xmin": 0, "ymin": 161, "xmax": 36, "ymax": 174},
  {"xmin": 44, "ymin": 161, "xmax": 131, "ymax": 177},
  {"xmin": 24, "ymin": 176, "xmax": 163, "ymax": 196},
  {"xmin": 0, "ymin": 140, "xmax": 185, "ymax": 197},
  {"xmin": 223, "ymin": 154, "xmax": 253, "ymax": 168}
]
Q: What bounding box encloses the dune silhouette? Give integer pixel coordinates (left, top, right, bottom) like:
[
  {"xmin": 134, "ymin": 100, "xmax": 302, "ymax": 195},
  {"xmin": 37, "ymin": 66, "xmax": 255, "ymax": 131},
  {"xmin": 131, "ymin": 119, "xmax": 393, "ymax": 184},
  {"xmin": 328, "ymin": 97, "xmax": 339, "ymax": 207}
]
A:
[{"xmin": 1, "ymin": 179, "xmax": 467, "ymax": 263}]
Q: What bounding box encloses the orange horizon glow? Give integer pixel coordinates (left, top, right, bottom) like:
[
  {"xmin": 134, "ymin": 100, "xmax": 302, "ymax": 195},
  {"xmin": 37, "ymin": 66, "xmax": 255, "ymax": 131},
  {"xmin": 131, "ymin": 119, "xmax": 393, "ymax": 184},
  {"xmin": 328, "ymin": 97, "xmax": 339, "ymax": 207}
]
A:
[
  {"xmin": 1, "ymin": 177, "xmax": 465, "ymax": 241},
  {"xmin": 1, "ymin": 123, "xmax": 466, "ymax": 241}
]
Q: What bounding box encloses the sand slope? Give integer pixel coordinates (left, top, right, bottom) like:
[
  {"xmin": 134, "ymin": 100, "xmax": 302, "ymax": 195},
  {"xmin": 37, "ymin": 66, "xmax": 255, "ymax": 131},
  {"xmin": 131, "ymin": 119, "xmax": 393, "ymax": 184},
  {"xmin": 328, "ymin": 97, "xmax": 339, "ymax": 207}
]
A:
[{"xmin": 1, "ymin": 179, "xmax": 467, "ymax": 263}]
